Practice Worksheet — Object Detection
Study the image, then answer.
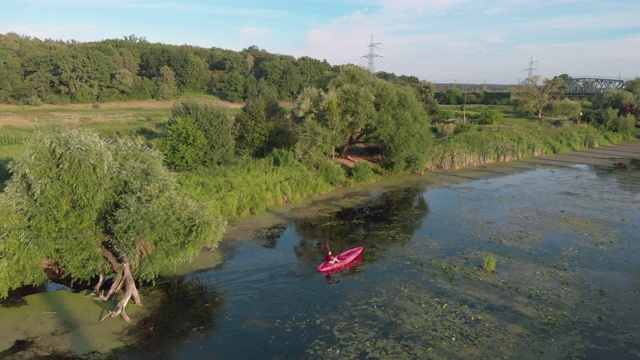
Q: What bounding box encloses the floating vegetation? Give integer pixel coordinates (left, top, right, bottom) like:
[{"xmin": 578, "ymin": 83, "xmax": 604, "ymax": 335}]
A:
[
  {"xmin": 482, "ymin": 255, "xmax": 496, "ymax": 272},
  {"xmin": 303, "ymin": 285, "xmax": 519, "ymax": 359}
]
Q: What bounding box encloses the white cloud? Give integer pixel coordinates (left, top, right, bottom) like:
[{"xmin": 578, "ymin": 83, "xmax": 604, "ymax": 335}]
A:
[
  {"xmin": 485, "ymin": 36, "xmax": 504, "ymax": 44},
  {"xmin": 380, "ymin": 0, "xmax": 459, "ymax": 12}
]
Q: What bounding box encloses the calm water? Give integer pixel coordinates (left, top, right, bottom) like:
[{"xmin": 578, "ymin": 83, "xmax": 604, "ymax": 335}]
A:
[{"xmin": 120, "ymin": 160, "xmax": 640, "ymax": 359}]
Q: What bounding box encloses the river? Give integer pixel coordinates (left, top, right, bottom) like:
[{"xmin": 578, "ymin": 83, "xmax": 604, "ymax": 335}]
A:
[
  {"xmin": 1, "ymin": 142, "xmax": 639, "ymax": 359},
  {"xmin": 113, "ymin": 142, "xmax": 640, "ymax": 359}
]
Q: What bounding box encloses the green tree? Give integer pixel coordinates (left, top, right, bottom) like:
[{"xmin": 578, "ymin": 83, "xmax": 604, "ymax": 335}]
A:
[
  {"xmin": 372, "ymin": 82, "xmax": 433, "ymax": 172},
  {"xmin": 154, "ymin": 65, "xmax": 177, "ymax": 100},
  {"xmin": 0, "ymin": 129, "xmax": 225, "ymax": 321},
  {"xmin": 436, "ymin": 88, "xmax": 464, "ymax": 105},
  {"xmin": 167, "ymin": 101, "xmax": 236, "ymax": 167},
  {"xmin": 477, "ymin": 107, "xmax": 503, "ymax": 125},
  {"xmin": 169, "ymin": 49, "xmax": 208, "ymax": 92},
  {"xmin": 235, "ymin": 90, "xmax": 289, "ymax": 157},
  {"xmin": 243, "ymin": 74, "xmax": 259, "ymax": 100},
  {"xmin": 218, "ymin": 71, "xmax": 245, "ymax": 102},
  {"xmin": 294, "ymin": 67, "xmax": 433, "ymax": 172},
  {"xmin": 112, "ymin": 68, "xmax": 134, "ymax": 95},
  {"xmin": 594, "ymin": 88, "xmax": 638, "ymax": 113},
  {"xmin": 293, "ymin": 86, "xmax": 341, "ymax": 161},
  {"xmin": 296, "ymin": 56, "xmax": 332, "ymax": 89},
  {"xmin": 52, "ymin": 47, "xmax": 114, "ymax": 103},
  {"xmin": 21, "ymin": 52, "xmax": 55, "ymax": 103},
  {"xmin": 254, "ymin": 55, "xmax": 302, "ymax": 101},
  {"xmin": 0, "ymin": 48, "xmax": 22, "ymax": 103},
  {"xmin": 583, "ymin": 107, "xmax": 635, "ymax": 133},
  {"xmin": 294, "ymin": 66, "xmax": 381, "ymax": 160},
  {"xmin": 157, "ymin": 117, "xmax": 208, "ymax": 170},
  {"xmin": 625, "ymin": 77, "xmax": 640, "ymax": 97},
  {"xmin": 325, "ymin": 65, "xmax": 377, "ymax": 158},
  {"xmin": 603, "ymin": 109, "xmax": 635, "ymax": 133},
  {"xmin": 511, "ymin": 75, "xmax": 565, "ymax": 118},
  {"xmin": 111, "ymin": 46, "xmax": 139, "ymax": 75}
]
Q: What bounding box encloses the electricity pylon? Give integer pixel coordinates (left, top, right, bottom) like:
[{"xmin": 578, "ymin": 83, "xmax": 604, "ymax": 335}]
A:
[
  {"xmin": 362, "ymin": 35, "xmax": 381, "ymax": 75},
  {"xmin": 524, "ymin": 56, "xmax": 538, "ymax": 79}
]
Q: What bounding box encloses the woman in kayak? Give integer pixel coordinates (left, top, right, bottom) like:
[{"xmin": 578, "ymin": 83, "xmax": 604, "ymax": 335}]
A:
[
  {"xmin": 325, "ymin": 243, "xmax": 341, "ymax": 264},
  {"xmin": 325, "ymin": 250, "xmax": 341, "ymax": 264}
]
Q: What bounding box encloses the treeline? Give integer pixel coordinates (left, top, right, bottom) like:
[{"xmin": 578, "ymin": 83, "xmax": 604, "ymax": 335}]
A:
[
  {"xmin": 434, "ymin": 88, "xmax": 511, "ymax": 105},
  {"xmin": 0, "ymin": 33, "xmax": 440, "ymax": 108},
  {"xmin": 158, "ymin": 63, "xmax": 435, "ymax": 175}
]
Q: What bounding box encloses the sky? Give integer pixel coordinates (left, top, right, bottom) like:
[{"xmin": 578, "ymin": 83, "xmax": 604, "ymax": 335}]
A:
[{"xmin": 2, "ymin": 0, "xmax": 639, "ymax": 84}]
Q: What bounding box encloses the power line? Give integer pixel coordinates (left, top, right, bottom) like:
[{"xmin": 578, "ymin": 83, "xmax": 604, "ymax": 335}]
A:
[{"xmin": 362, "ymin": 35, "xmax": 382, "ymax": 75}]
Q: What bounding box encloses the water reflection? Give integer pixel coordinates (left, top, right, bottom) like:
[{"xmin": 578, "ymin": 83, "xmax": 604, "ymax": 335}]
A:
[
  {"xmin": 293, "ymin": 186, "xmax": 430, "ymax": 263},
  {"xmin": 592, "ymin": 158, "xmax": 640, "ymax": 195},
  {"xmin": 113, "ymin": 277, "xmax": 223, "ymax": 359},
  {"xmin": 254, "ymin": 224, "xmax": 287, "ymax": 249}
]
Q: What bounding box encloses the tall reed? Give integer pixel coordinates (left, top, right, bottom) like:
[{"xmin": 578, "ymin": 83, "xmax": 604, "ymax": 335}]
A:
[
  {"xmin": 177, "ymin": 155, "xmax": 337, "ymax": 221},
  {"xmin": 422, "ymin": 124, "xmax": 633, "ymax": 172}
]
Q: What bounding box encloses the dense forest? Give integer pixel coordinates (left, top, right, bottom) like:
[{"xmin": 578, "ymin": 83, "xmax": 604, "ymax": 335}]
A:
[{"xmin": 0, "ymin": 33, "xmax": 432, "ymax": 105}]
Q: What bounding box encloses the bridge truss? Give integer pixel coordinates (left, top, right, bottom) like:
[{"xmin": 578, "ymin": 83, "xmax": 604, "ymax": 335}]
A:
[{"xmin": 566, "ymin": 77, "xmax": 626, "ymax": 96}]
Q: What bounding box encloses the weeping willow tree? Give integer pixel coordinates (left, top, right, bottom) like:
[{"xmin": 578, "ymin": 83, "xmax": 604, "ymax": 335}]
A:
[{"xmin": 0, "ymin": 129, "xmax": 226, "ymax": 322}]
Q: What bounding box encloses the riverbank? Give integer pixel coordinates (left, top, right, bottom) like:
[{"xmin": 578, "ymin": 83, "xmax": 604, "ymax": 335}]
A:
[{"xmin": 1, "ymin": 140, "xmax": 638, "ymax": 358}]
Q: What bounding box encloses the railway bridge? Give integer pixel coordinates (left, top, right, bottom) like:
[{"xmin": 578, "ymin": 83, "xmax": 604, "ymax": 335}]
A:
[{"xmin": 565, "ymin": 77, "xmax": 627, "ymax": 96}]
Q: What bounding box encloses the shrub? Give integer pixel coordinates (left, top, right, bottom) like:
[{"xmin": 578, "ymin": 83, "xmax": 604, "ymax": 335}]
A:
[
  {"xmin": 476, "ymin": 107, "xmax": 503, "ymax": 125},
  {"xmin": 349, "ymin": 162, "xmax": 378, "ymax": 183},
  {"xmin": 432, "ymin": 107, "xmax": 455, "ymax": 123},
  {"xmin": 24, "ymin": 96, "xmax": 42, "ymax": 106},
  {"xmin": 545, "ymin": 98, "xmax": 581, "ymax": 118},
  {"xmin": 582, "ymin": 108, "xmax": 635, "ymax": 133},
  {"xmin": 166, "ymin": 101, "xmax": 235, "ymax": 167},
  {"xmin": 454, "ymin": 122, "xmax": 472, "ymax": 134},
  {"xmin": 604, "ymin": 111, "xmax": 635, "ymax": 133},
  {"xmin": 265, "ymin": 148, "xmax": 298, "ymax": 167},
  {"xmin": 316, "ymin": 160, "xmax": 346, "ymax": 185},
  {"xmin": 157, "ymin": 117, "xmax": 207, "ymax": 171}
]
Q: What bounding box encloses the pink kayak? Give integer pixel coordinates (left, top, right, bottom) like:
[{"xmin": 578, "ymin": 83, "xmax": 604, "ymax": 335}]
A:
[{"xmin": 317, "ymin": 246, "xmax": 364, "ymax": 273}]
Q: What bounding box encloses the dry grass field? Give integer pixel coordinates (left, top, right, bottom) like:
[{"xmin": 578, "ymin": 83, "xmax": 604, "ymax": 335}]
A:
[{"xmin": 0, "ymin": 97, "xmax": 242, "ymax": 129}]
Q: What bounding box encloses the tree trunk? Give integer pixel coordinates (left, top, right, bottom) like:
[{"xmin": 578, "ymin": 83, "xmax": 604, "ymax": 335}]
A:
[
  {"xmin": 99, "ymin": 262, "xmax": 140, "ymax": 323},
  {"xmin": 96, "ymin": 246, "xmax": 142, "ymax": 323},
  {"xmin": 340, "ymin": 142, "xmax": 351, "ymax": 159},
  {"xmin": 91, "ymin": 274, "xmax": 104, "ymax": 297}
]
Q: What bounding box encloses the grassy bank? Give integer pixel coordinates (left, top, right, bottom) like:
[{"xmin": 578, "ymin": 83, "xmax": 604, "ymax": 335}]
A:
[
  {"xmin": 424, "ymin": 119, "xmax": 635, "ymax": 171},
  {"xmin": 177, "ymin": 153, "xmax": 337, "ymax": 221},
  {"xmin": 0, "ymin": 102, "xmax": 637, "ymax": 223}
]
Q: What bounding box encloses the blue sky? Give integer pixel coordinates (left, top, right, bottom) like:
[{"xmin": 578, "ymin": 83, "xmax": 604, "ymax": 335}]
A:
[{"xmin": 2, "ymin": 0, "xmax": 639, "ymax": 84}]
